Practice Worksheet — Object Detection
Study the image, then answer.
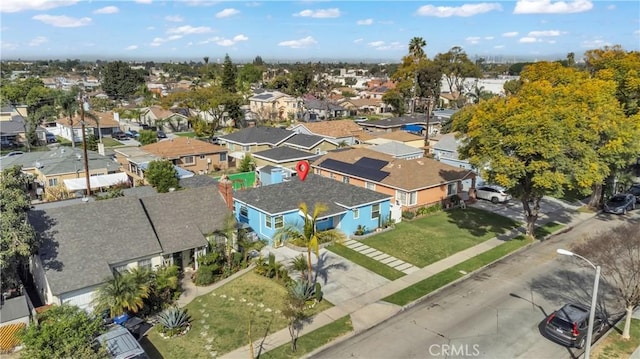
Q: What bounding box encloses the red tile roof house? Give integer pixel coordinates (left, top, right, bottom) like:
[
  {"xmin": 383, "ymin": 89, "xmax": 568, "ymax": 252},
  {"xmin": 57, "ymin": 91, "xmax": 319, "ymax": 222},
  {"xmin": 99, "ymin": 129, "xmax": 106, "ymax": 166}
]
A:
[{"xmin": 311, "ymin": 147, "xmax": 476, "ymax": 211}]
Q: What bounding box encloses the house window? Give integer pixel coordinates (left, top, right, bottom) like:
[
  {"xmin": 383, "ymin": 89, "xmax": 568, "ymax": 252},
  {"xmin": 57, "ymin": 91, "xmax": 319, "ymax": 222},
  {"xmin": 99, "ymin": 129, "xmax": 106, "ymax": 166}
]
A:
[
  {"xmin": 200, "ymin": 155, "xmax": 206, "ymax": 160},
  {"xmin": 240, "ymin": 205, "xmax": 248, "ymax": 218},
  {"xmin": 371, "ymin": 204, "xmax": 380, "ymax": 219},
  {"xmin": 353, "ymin": 208, "xmax": 359, "ymax": 219},
  {"xmin": 138, "ymin": 259, "xmax": 152, "ymax": 271},
  {"xmin": 48, "ymin": 178, "xmax": 58, "ymax": 186},
  {"xmin": 447, "ymin": 182, "xmax": 457, "ymax": 196},
  {"xmin": 315, "ymin": 148, "xmax": 321, "ymax": 154},
  {"xmin": 396, "ymin": 190, "xmax": 417, "ymax": 206},
  {"xmin": 228, "ymin": 143, "xmax": 235, "ymax": 151},
  {"xmin": 90, "ymin": 173, "xmax": 105, "ymax": 177},
  {"xmin": 242, "ymin": 145, "xmax": 250, "ymax": 152},
  {"xmin": 113, "ymin": 264, "xmax": 128, "ymax": 274},
  {"xmin": 365, "ymin": 182, "xmax": 376, "ymax": 190},
  {"xmin": 265, "ymin": 215, "xmax": 272, "ymax": 228},
  {"xmin": 220, "ymin": 152, "xmax": 227, "ymax": 162},
  {"xmin": 342, "ymin": 177, "xmax": 350, "ymax": 184},
  {"xmin": 274, "ymin": 215, "xmax": 284, "ymax": 229},
  {"xmin": 183, "ymin": 156, "xmax": 195, "ymax": 165}
]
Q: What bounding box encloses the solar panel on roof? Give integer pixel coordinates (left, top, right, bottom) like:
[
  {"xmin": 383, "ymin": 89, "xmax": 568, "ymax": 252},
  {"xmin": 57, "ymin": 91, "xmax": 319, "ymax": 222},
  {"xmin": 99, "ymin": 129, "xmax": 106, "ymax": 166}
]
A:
[
  {"xmin": 320, "ymin": 158, "xmax": 389, "ymax": 182},
  {"xmin": 254, "ymin": 94, "xmax": 272, "ymax": 100},
  {"xmin": 354, "ymin": 157, "xmax": 388, "ymax": 170}
]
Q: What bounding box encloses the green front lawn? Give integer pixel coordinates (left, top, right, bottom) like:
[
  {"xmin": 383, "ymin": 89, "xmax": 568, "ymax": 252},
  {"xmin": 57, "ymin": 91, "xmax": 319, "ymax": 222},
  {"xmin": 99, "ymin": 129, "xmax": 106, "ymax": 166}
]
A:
[
  {"xmin": 141, "ymin": 272, "xmax": 332, "ymax": 358},
  {"xmin": 326, "ymin": 244, "xmax": 405, "ymax": 280},
  {"xmin": 594, "ymin": 318, "xmax": 640, "ymax": 359},
  {"xmin": 383, "ymin": 236, "xmax": 531, "ymax": 306},
  {"xmin": 259, "ymin": 315, "xmax": 353, "ymax": 359},
  {"xmin": 100, "ymin": 137, "xmax": 124, "ymax": 147},
  {"xmin": 175, "ymin": 132, "xmax": 197, "ymax": 138},
  {"xmin": 362, "ymin": 208, "xmax": 519, "ymax": 267}
]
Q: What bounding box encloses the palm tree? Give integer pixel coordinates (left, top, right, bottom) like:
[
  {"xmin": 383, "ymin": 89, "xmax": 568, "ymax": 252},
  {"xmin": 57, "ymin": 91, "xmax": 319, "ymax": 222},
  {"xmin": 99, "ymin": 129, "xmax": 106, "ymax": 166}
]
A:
[
  {"xmin": 273, "ymin": 202, "xmax": 346, "ymax": 282},
  {"xmin": 93, "ymin": 271, "xmax": 150, "ymax": 317},
  {"xmin": 408, "ymin": 37, "xmax": 427, "ymax": 61},
  {"xmin": 57, "ymin": 91, "xmax": 78, "ymax": 148}
]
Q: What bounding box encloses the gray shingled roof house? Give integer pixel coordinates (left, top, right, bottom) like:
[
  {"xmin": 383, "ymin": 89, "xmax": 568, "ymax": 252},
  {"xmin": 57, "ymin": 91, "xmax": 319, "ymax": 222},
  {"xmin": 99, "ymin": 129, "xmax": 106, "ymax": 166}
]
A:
[
  {"xmin": 219, "ymin": 127, "xmax": 295, "ymax": 147},
  {"xmin": 252, "ymin": 147, "xmax": 318, "ymax": 165},
  {"xmin": 27, "ymin": 185, "xmax": 230, "ymax": 311}
]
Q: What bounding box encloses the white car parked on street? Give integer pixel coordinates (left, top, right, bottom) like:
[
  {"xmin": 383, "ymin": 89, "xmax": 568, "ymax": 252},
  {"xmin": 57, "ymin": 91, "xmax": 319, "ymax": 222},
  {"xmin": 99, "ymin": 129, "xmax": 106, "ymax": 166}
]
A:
[{"xmin": 475, "ymin": 185, "xmax": 511, "ymax": 204}]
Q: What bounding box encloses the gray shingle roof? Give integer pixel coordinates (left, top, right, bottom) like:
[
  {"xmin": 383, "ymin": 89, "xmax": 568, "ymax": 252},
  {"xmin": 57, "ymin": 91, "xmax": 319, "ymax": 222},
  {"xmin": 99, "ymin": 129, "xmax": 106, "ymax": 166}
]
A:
[
  {"xmin": 283, "ymin": 133, "xmax": 329, "ymax": 149},
  {"xmin": 219, "ymin": 127, "xmax": 295, "ymax": 146},
  {"xmin": 28, "ymin": 196, "xmax": 164, "ymax": 295},
  {"xmin": 432, "ymin": 132, "xmax": 462, "ymax": 153},
  {"xmin": 27, "ymin": 186, "xmax": 231, "ymax": 295},
  {"xmin": 370, "ymin": 142, "xmax": 424, "ymax": 157},
  {"xmin": 0, "ymin": 147, "xmax": 117, "ymax": 175},
  {"xmin": 0, "ymin": 296, "xmax": 30, "ymax": 323},
  {"xmin": 140, "ymin": 186, "xmax": 229, "ymax": 253},
  {"xmin": 178, "ymin": 175, "xmax": 218, "ymax": 189},
  {"xmin": 252, "ymin": 147, "xmax": 317, "ymax": 163},
  {"xmin": 233, "ymin": 174, "xmax": 391, "ymax": 216}
]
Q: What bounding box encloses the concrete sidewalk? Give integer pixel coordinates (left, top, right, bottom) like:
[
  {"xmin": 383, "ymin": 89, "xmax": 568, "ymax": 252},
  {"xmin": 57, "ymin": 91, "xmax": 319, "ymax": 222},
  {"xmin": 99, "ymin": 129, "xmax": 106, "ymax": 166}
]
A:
[{"xmin": 221, "ymin": 208, "xmax": 595, "ymax": 359}]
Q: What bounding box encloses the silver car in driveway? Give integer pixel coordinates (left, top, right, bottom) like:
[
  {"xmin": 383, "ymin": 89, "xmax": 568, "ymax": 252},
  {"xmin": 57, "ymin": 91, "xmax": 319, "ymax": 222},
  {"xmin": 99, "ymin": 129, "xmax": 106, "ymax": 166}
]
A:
[
  {"xmin": 603, "ymin": 193, "xmax": 636, "ymax": 215},
  {"xmin": 475, "ymin": 185, "xmax": 512, "ymax": 203}
]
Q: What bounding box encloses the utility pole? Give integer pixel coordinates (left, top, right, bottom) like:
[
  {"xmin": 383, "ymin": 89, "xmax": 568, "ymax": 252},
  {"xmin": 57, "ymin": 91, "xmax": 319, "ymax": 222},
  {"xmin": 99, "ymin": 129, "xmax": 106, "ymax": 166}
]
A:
[
  {"xmin": 423, "ymin": 97, "xmax": 432, "ymax": 157},
  {"xmin": 79, "ymin": 95, "xmax": 91, "ymax": 197}
]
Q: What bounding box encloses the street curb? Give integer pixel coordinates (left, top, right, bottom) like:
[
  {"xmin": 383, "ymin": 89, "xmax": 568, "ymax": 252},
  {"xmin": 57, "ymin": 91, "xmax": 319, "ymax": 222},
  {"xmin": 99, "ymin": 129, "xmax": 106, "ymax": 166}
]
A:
[{"xmin": 306, "ymin": 211, "xmax": 598, "ymax": 358}]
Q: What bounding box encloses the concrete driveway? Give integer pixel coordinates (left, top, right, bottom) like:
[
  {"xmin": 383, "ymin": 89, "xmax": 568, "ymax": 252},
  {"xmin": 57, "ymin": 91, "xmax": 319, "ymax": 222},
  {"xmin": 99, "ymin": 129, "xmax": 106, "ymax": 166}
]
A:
[{"xmin": 260, "ymin": 246, "xmax": 390, "ymax": 305}]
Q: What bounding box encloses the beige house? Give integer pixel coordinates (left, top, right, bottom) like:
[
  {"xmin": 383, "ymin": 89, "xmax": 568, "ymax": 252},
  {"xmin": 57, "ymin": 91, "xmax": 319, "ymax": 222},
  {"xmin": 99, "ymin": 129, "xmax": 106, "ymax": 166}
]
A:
[
  {"xmin": 142, "ymin": 137, "xmax": 228, "ymax": 175},
  {"xmin": 248, "ymin": 90, "xmax": 300, "ymax": 122},
  {"xmin": 141, "ymin": 105, "xmax": 189, "ymax": 132},
  {"xmin": 363, "ymin": 131, "xmax": 425, "ymax": 149}
]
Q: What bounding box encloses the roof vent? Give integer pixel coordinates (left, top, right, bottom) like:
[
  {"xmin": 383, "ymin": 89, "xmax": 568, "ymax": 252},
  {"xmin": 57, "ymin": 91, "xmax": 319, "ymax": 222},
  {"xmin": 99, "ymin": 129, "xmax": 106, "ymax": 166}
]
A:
[
  {"xmin": 76, "ymin": 153, "xmax": 82, "ymax": 161},
  {"xmin": 34, "ymin": 161, "xmax": 43, "ymax": 169}
]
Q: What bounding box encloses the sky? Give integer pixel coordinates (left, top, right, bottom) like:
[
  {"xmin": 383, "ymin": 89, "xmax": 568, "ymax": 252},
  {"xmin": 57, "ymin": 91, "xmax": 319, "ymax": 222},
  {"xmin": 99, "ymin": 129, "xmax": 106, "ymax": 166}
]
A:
[{"xmin": 1, "ymin": 0, "xmax": 639, "ymax": 63}]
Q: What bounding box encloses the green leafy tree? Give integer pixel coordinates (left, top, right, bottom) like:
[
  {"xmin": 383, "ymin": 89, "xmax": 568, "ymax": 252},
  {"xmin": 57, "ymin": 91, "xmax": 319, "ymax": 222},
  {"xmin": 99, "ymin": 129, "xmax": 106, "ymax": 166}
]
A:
[
  {"xmin": 55, "ymin": 90, "xmax": 80, "ymax": 148},
  {"xmin": 0, "ymin": 166, "xmax": 37, "ymax": 292},
  {"xmin": 288, "ymin": 64, "xmax": 314, "ymax": 97},
  {"xmin": 145, "ymin": 160, "xmax": 179, "ymax": 193},
  {"xmin": 382, "ymin": 89, "xmax": 406, "ymax": 117},
  {"xmin": 453, "ymin": 62, "xmax": 638, "ymax": 238},
  {"xmin": 237, "ymin": 63, "xmax": 265, "ymax": 87},
  {"xmin": 19, "ymin": 304, "xmax": 107, "ymax": 359},
  {"xmin": 101, "ymin": 61, "xmax": 145, "ymax": 100},
  {"xmin": 273, "ymin": 202, "xmax": 346, "ymax": 282},
  {"xmin": 138, "ymin": 129, "xmax": 157, "ymax": 145},
  {"xmin": 93, "ymin": 270, "xmax": 150, "ymax": 317},
  {"xmin": 238, "ymin": 153, "xmax": 254, "ymax": 172},
  {"xmin": 221, "ymin": 54, "xmax": 238, "ymax": 93},
  {"xmin": 434, "ymin": 46, "xmax": 481, "ymax": 107}
]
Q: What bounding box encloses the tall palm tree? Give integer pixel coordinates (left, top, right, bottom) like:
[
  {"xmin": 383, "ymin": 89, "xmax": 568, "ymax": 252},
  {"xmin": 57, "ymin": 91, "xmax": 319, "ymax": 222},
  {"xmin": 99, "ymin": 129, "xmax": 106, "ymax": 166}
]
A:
[
  {"xmin": 273, "ymin": 202, "xmax": 346, "ymax": 282},
  {"xmin": 408, "ymin": 37, "xmax": 427, "ymax": 61},
  {"xmin": 56, "ymin": 91, "xmax": 78, "ymax": 148},
  {"xmin": 93, "ymin": 271, "xmax": 150, "ymax": 317}
]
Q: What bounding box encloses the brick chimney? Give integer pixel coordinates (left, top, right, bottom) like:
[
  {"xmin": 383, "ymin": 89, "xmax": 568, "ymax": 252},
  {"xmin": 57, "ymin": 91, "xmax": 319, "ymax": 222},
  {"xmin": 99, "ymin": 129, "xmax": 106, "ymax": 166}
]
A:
[{"xmin": 218, "ymin": 174, "xmax": 234, "ymax": 210}]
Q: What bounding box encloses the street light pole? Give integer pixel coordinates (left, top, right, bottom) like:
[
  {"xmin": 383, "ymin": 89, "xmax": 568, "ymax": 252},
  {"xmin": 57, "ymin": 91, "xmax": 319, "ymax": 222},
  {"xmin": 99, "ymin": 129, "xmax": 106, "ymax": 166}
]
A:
[
  {"xmin": 556, "ymin": 249, "xmax": 600, "ymax": 359},
  {"xmin": 79, "ymin": 96, "xmax": 91, "ymax": 197}
]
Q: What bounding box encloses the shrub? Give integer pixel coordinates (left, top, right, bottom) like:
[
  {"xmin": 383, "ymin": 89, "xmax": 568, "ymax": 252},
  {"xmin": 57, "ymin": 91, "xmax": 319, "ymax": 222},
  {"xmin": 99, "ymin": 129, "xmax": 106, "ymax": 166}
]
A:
[
  {"xmin": 402, "ymin": 211, "xmax": 415, "ymax": 220},
  {"xmin": 354, "ymin": 225, "xmax": 367, "ymax": 236},
  {"xmin": 157, "ymin": 306, "xmax": 191, "ymax": 337}
]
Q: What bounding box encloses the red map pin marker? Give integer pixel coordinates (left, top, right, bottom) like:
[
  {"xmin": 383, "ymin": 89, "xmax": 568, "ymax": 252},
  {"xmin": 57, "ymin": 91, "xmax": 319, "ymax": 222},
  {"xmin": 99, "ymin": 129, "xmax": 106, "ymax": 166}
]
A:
[{"xmin": 296, "ymin": 160, "xmax": 310, "ymax": 181}]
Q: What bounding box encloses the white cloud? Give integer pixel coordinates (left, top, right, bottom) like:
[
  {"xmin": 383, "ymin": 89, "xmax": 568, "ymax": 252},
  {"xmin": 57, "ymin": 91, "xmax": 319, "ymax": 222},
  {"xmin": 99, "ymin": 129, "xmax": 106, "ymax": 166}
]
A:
[
  {"xmin": 199, "ymin": 34, "xmax": 248, "ymax": 46},
  {"xmin": 246, "ymin": 2, "xmax": 261, "ymax": 7},
  {"xmin": 466, "ymin": 36, "xmax": 481, "ymax": 44},
  {"xmin": 150, "ymin": 35, "xmax": 183, "ymax": 47},
  {"xmin": 635, "ymin": 30, "xmax": 640, "ymax": 37},
  {"xmin": 502, "ymin": 31, "xmax": 519, "ymax": 37},
  {"xmin": 581, "ymin": 39, "xmax": 612, "ymax": 48},
  {"xmin": 547, "ymin": 40, "xmax": 556, "ymax": 44},
  {"xmin": 353, "ymin": 38, "xmax": 363, "ymax": 44},
  {"xmin": 183, "ymin": 0, "xmax": 218, "ymax": 6},
  {"xmin": 357, "ymin": 18, "xmax": 373, "ymax": 25},
  {"xmin": 134, "ymin": 0, "xmax": 152, "ymax": 3},
  {"xmin": 513, "ymin": 0, "xmax": 593, "ymax": 14},
  {"xmin": 416, "ymin": 3, "xmax": 502, "ymax": 17},
  {"xmin": 125, "ymin": 45, "xmax": 138, "ymax": 50},
  {"xmin": 519, "ymin": 36, "xmax": 540, "ymax": 43},
  {"xmin": 167, "ymin": 25, "xmax": 212, "ymax": 35},
  {"xmin": 165, "ymin": 15, "xmax": 184, "ymax": 22},
  {"xmin": 147, "ymin": 26, "xmax": 155, "ymax": 30},
  {"xmin": 607, "ymin": 4, "xmax": 615, "ymax": 10},
  {"xmin": 494, "ymin": 45, "xmax": 505, "ymax": 49},
  {"xmin": 216, "ymin": 8, "xmax": 240, "ymax": 18},
  {"xmin": 484, "ymin": 36, "xmax": 494, "ymax": 40},
  {"xmin": 29, "ymin": 36, "xmax": 47, "ymax": 46},
  {"xmin": 278, "ymin": 36, "xmax": 317, "ymax": 48},
  {"xmin": 367, "ymin": 41, "xmax": 404, "ymax": 51},
  {"xmin": 293, "ymin": 8, "xmax": 341, "ymax": 18},
  {"xmin": 93, "ymin": 6, "xmax": 118, "ymax": 14},
  {"xmin": 232, "ymin": 34, "xmax": 248, "ymax": 41},
  {"xmin": 32, "ymin": 14, "xmax": 91, "ymax": 27},
  {"xmin": 528, "ymin": 30, "xmax": 564, "ymax": 36},
  {"xmin": 1, "ymin": 0, "xmax": 78, "ymax": 13},
  {"xmin": 1, "ymin": 42, "xmax": 18, "ymax": 50}
]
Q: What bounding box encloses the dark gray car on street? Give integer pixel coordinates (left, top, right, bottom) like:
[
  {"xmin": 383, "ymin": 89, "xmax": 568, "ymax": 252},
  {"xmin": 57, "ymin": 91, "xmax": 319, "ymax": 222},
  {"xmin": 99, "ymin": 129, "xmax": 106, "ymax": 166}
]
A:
[{"xmin": 603, "ymin": 193, "xmax": 636, "ymax": 215}]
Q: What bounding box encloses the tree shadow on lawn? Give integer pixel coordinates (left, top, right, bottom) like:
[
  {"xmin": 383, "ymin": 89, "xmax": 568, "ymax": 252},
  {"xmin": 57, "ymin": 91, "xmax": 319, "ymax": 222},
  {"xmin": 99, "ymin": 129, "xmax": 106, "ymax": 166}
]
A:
[{"xmin": 444, "ymin": 207, "xmax": 520, "ymax": 239}]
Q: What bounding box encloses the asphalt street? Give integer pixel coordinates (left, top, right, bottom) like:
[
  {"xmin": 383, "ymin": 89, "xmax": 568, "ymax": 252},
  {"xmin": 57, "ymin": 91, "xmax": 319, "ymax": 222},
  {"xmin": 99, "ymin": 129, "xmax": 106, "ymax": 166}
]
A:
[{"xmin": 312, "ymin": 212, "xmax": 640, "ymax": 359}]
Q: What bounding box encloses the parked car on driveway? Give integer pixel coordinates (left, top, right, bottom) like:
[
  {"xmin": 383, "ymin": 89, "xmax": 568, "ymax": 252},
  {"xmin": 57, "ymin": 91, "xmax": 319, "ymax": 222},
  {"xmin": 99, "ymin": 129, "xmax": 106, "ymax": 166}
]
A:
[
  {"xmin": 628, "ymin": 184, "xmax": 640, "ymax": 204},
  {"xmin": 603, "ymin": 193, "xmax": 636, "ymax": 215},
  {"xmin": 543, "ymin": 303, "xmax": 604, "ymax": 349},
  {"xmin": 112, "ymin": 132, "xmax": 128, "ymax": 141},
  {"xmin": 157, "ymin": 131, "xmax": 167, "ymax": 139},
  {"xmin": 125, "ymin": 130, "xmax": 139, "ymax": 138},
  {"xmin": 475, "ymin": 185, "xmax": 511, "ymax": 204},
  {"xmin": 45, "ymin": 133, "xmax": 57, "ymax": 143}
]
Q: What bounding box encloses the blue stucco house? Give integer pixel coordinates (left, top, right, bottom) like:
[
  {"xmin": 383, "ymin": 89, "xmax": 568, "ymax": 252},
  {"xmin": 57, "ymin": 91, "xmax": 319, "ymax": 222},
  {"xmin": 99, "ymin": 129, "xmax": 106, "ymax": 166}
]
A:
[{"xmin": 232, "ymin": 173, "xmax": 393, "ymax": 244}]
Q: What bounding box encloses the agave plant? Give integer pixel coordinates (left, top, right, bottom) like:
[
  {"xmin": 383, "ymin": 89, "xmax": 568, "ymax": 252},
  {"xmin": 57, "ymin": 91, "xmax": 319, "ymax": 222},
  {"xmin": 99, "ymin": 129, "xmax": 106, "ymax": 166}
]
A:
[
  {"xmin": 157, "ymin": 306, "xmax": 191, "ymax": 337},
  {"xmin": 288, "ymin": 279, "xmax": 322, "ymax": 303}
]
